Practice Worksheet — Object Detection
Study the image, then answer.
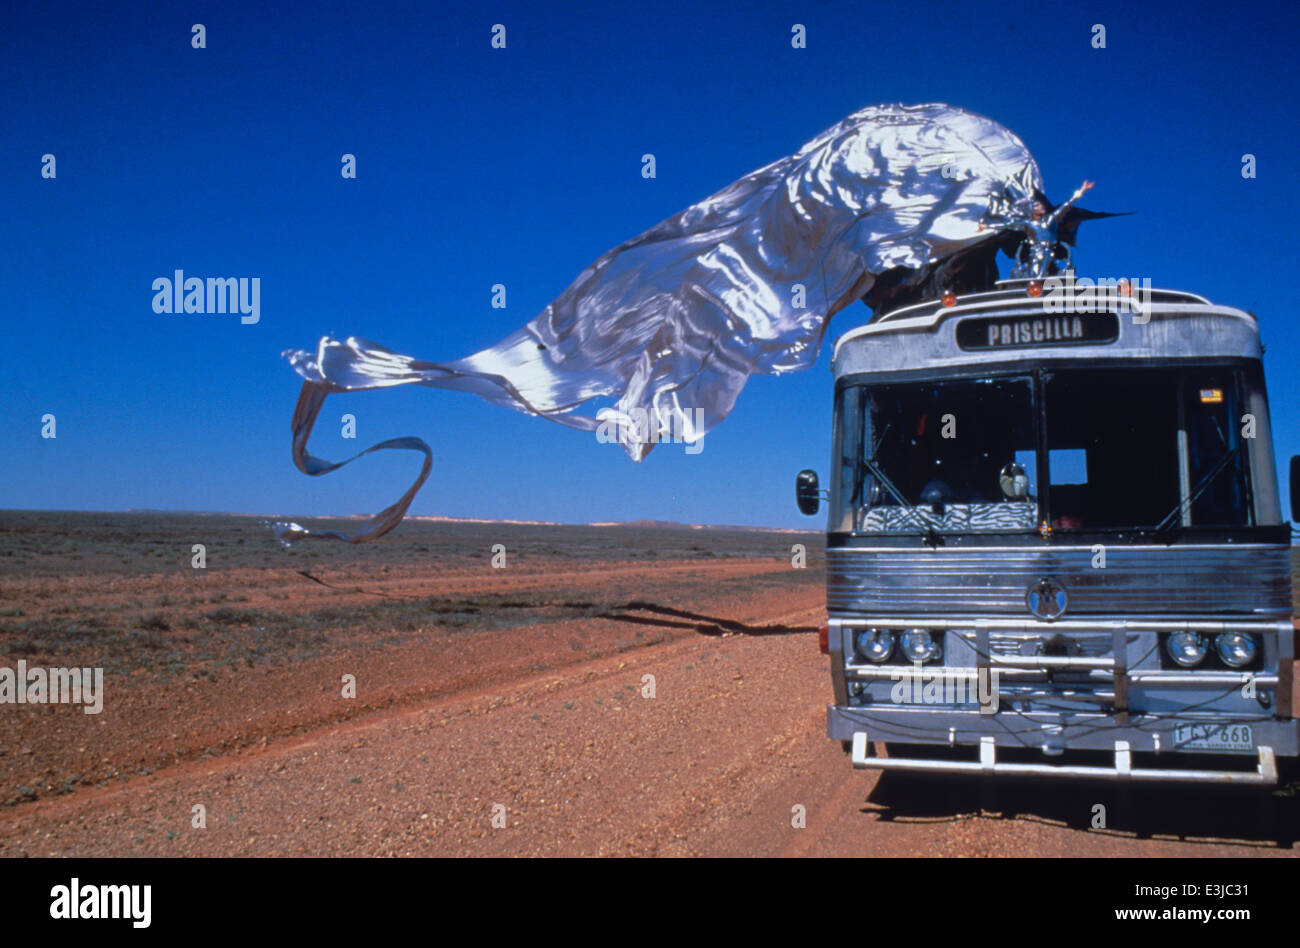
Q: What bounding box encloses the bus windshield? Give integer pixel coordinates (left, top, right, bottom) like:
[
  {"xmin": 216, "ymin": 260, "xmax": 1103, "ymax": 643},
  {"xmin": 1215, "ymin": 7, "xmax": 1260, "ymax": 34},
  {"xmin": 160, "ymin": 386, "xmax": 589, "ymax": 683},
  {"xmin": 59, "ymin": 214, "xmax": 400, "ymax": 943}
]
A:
[{"xmin": 833, "ymin": 367, "xmax": 1254, "ymax": 535}]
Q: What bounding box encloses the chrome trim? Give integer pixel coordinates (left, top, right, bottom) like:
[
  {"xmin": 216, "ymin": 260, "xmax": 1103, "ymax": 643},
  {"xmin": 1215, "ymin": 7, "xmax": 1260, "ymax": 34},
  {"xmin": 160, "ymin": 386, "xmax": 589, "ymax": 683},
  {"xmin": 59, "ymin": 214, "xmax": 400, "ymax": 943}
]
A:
[
  {"xmin": 843, "ymin": 665, "xmax": 1278, "ymax": 688},
  {"xmin": 827, "ymin": 704, "xmax": 1299, "ymax": 759},
  {"xmin": 841, "ymin": 300, "xmax": 1239, "ymax": 342},
  {"xmin": 847, "ymin": 664, "xmax": 1032, "ymax": 680},
  {"xmin": 830, "ymin": 543, "xmax": 1285, "ymax": 552},
  {"xmin": 833, "ymin": 307, "xmax": 1263, "ymax": 380},
  {"xmin": 1278, "ymin": 621, "xmax": 1295, "ymax": 719},
  {"xmin": 867, "ymin": 279, "xmax": 1213, "ymax": 326},
  {"xmin": 826, "ymin": 547, "xmax": 1293, "ymax": 617},
  {"xmin": 1126, "ymin": 672, "xmax": 1278, "ymax": 687},
  {"xmin": 849, "ymin": 732, "xmax": 1278, "ymax": 785},
  {"xmin": 992, "ymin": 655, "xmax": 1111, "ymax": 669},
  {"xmin": 831, "ymin": 615, "xmax": 1293, "ymax": 634}
]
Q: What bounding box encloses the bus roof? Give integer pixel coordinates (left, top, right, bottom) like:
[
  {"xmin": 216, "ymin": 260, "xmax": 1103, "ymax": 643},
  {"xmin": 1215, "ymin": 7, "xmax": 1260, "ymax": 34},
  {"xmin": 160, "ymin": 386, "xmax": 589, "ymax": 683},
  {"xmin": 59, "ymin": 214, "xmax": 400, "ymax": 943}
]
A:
[{"xmin": 832, "ymin": 277, "xmax": 1261, "ymax": 379}]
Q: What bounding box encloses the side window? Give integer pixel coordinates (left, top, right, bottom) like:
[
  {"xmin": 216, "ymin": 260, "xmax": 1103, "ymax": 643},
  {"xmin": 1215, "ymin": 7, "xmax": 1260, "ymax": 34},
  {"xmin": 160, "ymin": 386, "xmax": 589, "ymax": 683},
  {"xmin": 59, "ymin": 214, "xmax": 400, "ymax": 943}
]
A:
[
  {"xmin": 832, "ymin": 388, "xmax": 862, "ymax": 533},
  {"xmin": 1049, "ymin": 448, "xmax": 1087, "ymax": 485},
  {"xmin": 1184, "ymin": 375, "xmax": 1251, "ymax": 526}
]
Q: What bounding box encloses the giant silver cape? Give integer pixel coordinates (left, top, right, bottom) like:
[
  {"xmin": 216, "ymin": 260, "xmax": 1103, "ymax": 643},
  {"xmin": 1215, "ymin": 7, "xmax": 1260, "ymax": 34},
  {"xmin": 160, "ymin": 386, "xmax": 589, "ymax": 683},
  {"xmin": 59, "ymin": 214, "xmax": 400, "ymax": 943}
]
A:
[{"xmin": 274, "ymin": 102, "xmax": 1043, "ymax": 543}]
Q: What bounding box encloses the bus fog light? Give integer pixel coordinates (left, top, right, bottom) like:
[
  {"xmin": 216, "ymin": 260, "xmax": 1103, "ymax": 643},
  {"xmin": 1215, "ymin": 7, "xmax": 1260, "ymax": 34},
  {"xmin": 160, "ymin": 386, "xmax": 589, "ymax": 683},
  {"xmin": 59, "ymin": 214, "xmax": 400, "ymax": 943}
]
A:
[
  {"xmin": 1166, "ymin": 631, "xmax": 1208, "ymax": 668},
  {"xmin": 855, "ymin": 628, "xmax": 895, "ymax": 663},
  {"xmin": 901, "ymin": 628, "xmax": 941, "ymax": 663},
  {"xmin": 1215, "ymin": 632, "xmax": 1257, "ymax": 668}
]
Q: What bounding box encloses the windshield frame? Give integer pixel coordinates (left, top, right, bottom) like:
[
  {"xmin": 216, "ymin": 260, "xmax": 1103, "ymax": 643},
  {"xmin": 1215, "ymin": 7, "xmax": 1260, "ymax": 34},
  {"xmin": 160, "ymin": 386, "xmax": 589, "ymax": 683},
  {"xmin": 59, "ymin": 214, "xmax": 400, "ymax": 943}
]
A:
[{"xmin": 830, "ymin": 358, "xmax": 1269, "ymax": 543}]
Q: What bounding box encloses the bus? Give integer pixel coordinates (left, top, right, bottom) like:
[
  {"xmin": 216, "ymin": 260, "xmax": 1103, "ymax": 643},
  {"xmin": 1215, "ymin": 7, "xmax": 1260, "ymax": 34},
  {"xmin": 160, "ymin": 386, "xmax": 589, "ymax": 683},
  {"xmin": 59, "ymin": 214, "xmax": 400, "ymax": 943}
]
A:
[{"xmin": 796, "ymin": 275, "xmax": 1299, "ymax": 784}]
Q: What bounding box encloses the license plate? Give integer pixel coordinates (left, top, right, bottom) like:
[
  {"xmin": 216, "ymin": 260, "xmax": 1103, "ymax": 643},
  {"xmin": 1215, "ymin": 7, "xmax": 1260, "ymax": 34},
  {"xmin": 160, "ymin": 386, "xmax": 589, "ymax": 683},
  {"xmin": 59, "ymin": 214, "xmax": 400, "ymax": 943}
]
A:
[{"xmin": 1173, "ymin": 723, "xmax": 1254, "ymax": 752}]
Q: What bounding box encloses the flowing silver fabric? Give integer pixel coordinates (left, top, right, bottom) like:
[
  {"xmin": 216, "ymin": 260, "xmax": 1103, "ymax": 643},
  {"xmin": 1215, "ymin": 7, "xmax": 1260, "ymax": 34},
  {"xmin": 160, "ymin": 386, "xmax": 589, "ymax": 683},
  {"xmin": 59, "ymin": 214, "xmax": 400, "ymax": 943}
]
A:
[{"xmin": 273, "ymin": 102, "xmax": 1043, "ymax": 544}]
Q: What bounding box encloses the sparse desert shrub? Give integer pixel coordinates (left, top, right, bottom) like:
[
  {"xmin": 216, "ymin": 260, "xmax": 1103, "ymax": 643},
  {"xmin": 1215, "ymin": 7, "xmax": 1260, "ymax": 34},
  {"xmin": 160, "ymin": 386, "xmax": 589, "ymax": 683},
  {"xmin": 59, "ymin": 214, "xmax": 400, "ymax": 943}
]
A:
[
  {"xmin": 125, "ymin": 628, "xmax": 167, "ymax": 650},
  {"xmin": 205, "ymin": 607, "xmax": 265, "ymax": 625}
]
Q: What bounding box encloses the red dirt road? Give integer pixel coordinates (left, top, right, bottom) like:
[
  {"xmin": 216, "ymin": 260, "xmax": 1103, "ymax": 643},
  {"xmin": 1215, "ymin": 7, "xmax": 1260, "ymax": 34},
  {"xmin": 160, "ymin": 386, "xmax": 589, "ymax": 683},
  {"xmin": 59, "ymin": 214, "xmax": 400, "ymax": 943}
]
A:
[{"xmin": 1, "ymin": 514, "xmax": 1297, "ymax": 856}]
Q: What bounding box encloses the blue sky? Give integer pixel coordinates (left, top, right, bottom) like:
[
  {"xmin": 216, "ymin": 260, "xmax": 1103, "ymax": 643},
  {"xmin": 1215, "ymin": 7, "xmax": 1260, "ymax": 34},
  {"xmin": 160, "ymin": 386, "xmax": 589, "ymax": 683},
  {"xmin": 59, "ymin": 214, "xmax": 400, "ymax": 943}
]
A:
[{"xmin": 3, "ymin": 0, "xmax": 1297, "ymax": 528}]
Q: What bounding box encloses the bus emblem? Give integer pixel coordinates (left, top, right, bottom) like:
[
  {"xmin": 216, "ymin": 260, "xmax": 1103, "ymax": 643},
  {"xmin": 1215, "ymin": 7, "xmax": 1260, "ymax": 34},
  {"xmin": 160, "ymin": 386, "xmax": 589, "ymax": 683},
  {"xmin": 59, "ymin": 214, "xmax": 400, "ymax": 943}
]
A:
[{"xmin": 1026, "ymin": 577, "xmax": 1069, "ymax": 619}]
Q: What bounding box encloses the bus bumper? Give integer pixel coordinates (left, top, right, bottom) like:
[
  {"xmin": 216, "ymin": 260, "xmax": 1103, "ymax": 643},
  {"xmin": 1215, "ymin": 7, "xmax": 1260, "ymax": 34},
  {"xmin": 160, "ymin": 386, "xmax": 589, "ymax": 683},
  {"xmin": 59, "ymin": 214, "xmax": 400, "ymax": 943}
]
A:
[{"xmin": 827, "ymin": 706, "xmax": 1300, "ymax": 785}]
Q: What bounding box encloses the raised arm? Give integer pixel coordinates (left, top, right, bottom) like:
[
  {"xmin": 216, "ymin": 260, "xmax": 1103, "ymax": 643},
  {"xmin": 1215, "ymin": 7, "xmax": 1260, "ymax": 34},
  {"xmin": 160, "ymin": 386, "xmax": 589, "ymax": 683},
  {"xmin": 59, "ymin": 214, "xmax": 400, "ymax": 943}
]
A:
[
  {"xmin": 977, "ymin": 216, "xmax": 1031, "ymax": 234},
  {"xmin": 1046, "ymin": 179, "xmax": 1094, "ymax": 225}
]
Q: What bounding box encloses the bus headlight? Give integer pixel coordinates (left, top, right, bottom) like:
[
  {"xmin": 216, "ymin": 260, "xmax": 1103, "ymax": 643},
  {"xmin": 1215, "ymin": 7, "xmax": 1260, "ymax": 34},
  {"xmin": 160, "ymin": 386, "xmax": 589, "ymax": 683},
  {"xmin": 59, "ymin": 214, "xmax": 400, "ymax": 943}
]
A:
[
  {"xmin": 855, "ymin": 628, "xmax": 895, "ymax": 663},
  {"xmin": 901, "ymin": 628, "xmax": 942, "ymax": 663},
  {"xmin": 1166, "ymin": 631, "xmax": 1208, "ymax": 668},
  {"xmin": 1215, "ymin": 632, "xmax": 1257, "ymax": 668}
]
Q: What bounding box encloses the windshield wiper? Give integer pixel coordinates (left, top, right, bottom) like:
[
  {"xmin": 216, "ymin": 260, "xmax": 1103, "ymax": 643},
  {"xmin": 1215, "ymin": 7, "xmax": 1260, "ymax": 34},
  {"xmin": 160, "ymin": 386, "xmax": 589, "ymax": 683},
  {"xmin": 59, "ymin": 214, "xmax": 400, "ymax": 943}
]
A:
[
  {"xmin": 859, "ymin": 452, "xmax": 943, "ymax": 545},
  {"xmin": 1152, "ymin": 444, "xmax": 1242, "ymax": 537}
]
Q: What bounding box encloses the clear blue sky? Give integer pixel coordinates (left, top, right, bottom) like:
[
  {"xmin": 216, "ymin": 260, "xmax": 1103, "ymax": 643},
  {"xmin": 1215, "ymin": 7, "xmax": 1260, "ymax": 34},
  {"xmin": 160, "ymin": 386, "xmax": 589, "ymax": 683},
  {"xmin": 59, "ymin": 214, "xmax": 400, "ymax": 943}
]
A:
[{"xmin": 3, "ymin": 0, "xmax": 1297, "ymax": 528}]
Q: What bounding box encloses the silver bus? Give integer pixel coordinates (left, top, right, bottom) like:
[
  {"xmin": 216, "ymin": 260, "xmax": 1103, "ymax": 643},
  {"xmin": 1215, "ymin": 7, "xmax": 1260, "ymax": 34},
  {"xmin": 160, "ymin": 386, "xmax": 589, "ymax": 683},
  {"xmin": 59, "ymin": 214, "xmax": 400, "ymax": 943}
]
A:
[{"xmin": 797, "ymin": 275, "xmax": 1299, "ymax": 784}]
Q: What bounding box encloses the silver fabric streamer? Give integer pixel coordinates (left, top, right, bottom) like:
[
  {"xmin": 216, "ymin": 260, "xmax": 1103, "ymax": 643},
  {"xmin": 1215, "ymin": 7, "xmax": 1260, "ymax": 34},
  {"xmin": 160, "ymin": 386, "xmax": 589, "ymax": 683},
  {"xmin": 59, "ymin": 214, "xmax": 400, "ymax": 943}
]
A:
[{"xmin": 273, "ymin": 103, "xmax": 1043, "ymax": 544}]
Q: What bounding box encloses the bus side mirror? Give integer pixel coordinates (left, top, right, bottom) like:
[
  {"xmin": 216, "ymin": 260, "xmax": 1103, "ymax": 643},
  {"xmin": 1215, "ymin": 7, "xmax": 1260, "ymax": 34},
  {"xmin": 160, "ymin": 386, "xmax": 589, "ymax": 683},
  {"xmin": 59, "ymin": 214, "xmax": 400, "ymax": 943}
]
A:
[
  {"xmin": 796, "ymin": 469, "xmax": 820, "ymax": 516},
  {"xmin": 1291, "ymin": 456, "xmax": 1299, "ymax": 522}
]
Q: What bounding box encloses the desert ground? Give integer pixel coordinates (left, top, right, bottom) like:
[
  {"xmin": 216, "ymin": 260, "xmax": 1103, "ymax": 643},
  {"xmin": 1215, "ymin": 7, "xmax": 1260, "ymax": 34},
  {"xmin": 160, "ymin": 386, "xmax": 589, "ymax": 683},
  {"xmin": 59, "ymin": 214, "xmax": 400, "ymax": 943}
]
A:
[{"xmin": 0, "ymin": 510, "xmax": 1297, "ymax": 857}]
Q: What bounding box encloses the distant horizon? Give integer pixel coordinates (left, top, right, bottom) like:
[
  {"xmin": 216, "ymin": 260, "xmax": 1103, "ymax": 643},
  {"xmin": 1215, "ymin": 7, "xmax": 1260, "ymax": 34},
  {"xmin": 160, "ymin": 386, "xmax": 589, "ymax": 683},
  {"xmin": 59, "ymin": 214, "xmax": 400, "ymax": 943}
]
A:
[
  {"xmin": 0, "ymin": 507, "xmax": 817, "ymax": 533},
  {"xmin": 3, "ymin": 508, "xmax": 1294, "ymax": 545}
]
